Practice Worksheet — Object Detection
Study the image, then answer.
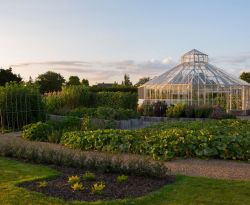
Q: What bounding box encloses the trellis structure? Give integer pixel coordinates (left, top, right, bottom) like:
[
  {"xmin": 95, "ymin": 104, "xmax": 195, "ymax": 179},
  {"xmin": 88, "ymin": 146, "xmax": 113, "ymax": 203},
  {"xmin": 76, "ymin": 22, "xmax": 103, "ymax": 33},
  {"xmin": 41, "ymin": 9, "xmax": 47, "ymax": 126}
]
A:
[
  {"xmin": 0, "ymin": 91, "xmax": 45, "ymax": 133},
  {"xmin": 138, "ymin": 49, "xmax": 250, "ymax": 115}
]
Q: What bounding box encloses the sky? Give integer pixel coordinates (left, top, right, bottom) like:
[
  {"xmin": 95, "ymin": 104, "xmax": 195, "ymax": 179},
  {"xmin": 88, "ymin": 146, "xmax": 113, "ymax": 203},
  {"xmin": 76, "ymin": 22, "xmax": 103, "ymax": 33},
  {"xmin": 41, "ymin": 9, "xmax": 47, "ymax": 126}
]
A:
[{"xmin": 1, "ymin": 0, "xmax": 250, "ymax": 85}]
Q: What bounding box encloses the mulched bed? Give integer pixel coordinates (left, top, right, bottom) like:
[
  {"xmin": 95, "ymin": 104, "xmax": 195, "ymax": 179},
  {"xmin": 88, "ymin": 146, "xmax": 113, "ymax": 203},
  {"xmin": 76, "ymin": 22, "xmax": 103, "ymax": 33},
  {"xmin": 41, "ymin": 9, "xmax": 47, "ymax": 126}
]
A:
[{"xmin": 18, "ymin": 166, "xmax": 175, "ymax": 202}]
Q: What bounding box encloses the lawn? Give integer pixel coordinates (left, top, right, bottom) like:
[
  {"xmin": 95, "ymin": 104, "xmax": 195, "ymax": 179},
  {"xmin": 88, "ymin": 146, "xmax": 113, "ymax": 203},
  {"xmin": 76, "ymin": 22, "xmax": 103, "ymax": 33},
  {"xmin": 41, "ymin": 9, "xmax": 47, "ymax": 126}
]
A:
[{"xmin": 0, "ymin": 157, "xmax": 250, "ymax": 205}]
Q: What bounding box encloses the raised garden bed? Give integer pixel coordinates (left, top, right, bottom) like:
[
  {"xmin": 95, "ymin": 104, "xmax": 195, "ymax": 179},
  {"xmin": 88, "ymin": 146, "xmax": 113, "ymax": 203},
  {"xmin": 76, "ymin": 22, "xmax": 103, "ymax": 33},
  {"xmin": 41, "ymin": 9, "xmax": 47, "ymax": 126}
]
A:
[{"xmin": 18, "ymin": 166, "xmax": 175, "ymax": 202}]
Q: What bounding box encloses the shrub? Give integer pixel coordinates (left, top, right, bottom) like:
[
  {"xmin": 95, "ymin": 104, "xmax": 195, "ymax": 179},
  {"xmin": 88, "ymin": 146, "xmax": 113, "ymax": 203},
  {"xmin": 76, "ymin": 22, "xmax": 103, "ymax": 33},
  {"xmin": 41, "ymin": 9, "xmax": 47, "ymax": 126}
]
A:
[
  {"xmin": 47, "ymin": 116, "xmax": 82, "ymax": 132},
  {"xmin": 95, "ymin": 107, "xmax": 118, "ymax": 120},
  {"xmin": 83, "ymin": 171, "xmax": 95, "ymax": 181},
  {"xmin": 91, "ymin": 182, "xmax": 105, "ymax": 194},
  {"xmin": 139, "ymin": 101, "xmax": 167, "ymax": 117},
  {"xmin": 117, "ymin": 175, "xmax": 128, "ymax": 184},
  {"xmin": 184, "ymin": 105, "xmax": 195, "ymax": 118},
  {"xmin": 71, "ymin": 182, "xmax": 84, "ymax": 191},
  {"xmin": 68, "ymin": 176, "xmax": 81, "ymax": 185},
  {"xmin": 61, "ymin": 116, "xmax": 82, "ymax": 131},
  {"xmin": 66, "ymin": 107, "xmax": 96, "ymax": 118},
  {"xmin": 166, "ymin": 103, "xmax": 186, "ymax": 118},
  {"xmin": 22, "ymin": 122, "xmax": 51, "ymax": 141},
  {"xmin": 166, "ymin": 104, "xmax": 233, "ymax": 119},
  {"xmin": 194, "ymin": 106, "xmax": 213, "ymax": 118},
  {"xmin": 209, "ymin": 107, "xmax": 236, "ymax": 119}
]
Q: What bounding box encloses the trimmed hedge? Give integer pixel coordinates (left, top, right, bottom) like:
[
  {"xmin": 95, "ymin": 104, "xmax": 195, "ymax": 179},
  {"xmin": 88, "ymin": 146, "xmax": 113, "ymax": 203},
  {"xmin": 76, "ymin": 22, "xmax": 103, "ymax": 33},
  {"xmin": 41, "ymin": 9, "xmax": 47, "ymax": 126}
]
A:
[
  {"xmin": 94, "ymin": 92, "xmax": 138, "ymax": 110},
  {"xmin": 44, "ymin": 86, "xmax": 138, "ymax": 114},
  {"xmin": 61, "ymin": 120, "xmax": 250, "ymax": 161},
  {"xmin": 90, "ymin": 86, "xmax": 137, "ymax": 93}
]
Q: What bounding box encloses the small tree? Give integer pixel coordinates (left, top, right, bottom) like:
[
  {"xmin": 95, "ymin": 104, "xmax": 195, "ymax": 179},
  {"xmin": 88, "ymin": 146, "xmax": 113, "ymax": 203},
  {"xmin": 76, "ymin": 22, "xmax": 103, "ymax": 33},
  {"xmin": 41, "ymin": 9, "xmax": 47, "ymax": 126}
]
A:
[
  {"xmin": 67, "ymin": 76, "xmax": 80, "ymax": 86},
  {"xmin": 0, "ymin": 67, "xmax": 22, "ymax": 86},
  {"xmin": 81, "ymin": 78, "xmax": 89, "ymax": 86},
  {"xmin": 122, "ymin": 74, "xmax": 133, "ymax": 86},
  {"xmin": 35, "ymin": 71, "xmax": 65, "ymax": 94},
  {"xmin": 240, "ymin": 72, "xmax": 250, "ymax": 83},
  {"xmin": 135, "ymin": 77, "xmax": 150, "ymax": 87}
]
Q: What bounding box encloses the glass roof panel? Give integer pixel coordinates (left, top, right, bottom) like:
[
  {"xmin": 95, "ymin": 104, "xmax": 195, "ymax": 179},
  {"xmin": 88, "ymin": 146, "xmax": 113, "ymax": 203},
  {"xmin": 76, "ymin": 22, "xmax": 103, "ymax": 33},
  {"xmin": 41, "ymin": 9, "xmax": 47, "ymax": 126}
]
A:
[{"xmin": 143, "ymin": 49, "xmax": 249, "ymax": 87}]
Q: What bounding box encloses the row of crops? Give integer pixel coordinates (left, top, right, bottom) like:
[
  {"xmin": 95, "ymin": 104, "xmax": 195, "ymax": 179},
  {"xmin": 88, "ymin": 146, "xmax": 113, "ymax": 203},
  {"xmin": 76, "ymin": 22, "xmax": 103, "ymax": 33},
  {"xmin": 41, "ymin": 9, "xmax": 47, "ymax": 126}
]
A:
[{"xmin": 59, "ymin": 119, "xmax": 250, "ymax": 161}]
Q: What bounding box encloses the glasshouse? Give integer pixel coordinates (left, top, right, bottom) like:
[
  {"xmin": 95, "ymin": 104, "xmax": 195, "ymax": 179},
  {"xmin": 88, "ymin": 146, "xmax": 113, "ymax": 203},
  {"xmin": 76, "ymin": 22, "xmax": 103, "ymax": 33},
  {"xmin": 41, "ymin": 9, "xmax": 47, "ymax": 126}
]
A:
[{"xmin": 138, "ymin": 49, "xmax": 250, "ymax": 115}]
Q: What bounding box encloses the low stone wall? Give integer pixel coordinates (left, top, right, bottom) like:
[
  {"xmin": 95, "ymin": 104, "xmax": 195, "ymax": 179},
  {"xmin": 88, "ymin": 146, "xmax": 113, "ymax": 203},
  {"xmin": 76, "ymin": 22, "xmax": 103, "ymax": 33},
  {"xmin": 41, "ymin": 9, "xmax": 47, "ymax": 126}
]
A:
[
  {"xmin": 48, "ymin": 114, "xmax": 211, "ymax": 130},
  {"xmin": 48, "ymin": 115, "xmax": 148, "ymax": 130}
]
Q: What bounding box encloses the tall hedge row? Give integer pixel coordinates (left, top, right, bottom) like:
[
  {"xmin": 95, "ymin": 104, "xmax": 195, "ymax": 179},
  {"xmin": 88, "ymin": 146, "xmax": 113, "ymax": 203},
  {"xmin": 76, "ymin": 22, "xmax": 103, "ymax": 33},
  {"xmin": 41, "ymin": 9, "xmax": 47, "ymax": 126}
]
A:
[
  {"xmin": 89, "ymin": 86, "xmax": 137, "ymax": 93},
  {"xmin": 0, "ymin": 83, "xmax": 45, "ymax": 130},
  {"xmin": 44, "ymin": 85, "xmax": 138, "ymax": 114},
  {"xmin": 94, "ymin": 92, "xmax": 138, "ymax": 110}
]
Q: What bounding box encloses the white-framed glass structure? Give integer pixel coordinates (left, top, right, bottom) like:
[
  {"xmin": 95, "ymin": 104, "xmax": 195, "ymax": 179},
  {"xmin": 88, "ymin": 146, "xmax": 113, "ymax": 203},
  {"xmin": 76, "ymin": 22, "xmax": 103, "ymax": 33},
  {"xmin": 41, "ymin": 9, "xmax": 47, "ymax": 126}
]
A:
[{"xmin": 138, "ymin": 49, "xmax": 250, "ymax": 115}]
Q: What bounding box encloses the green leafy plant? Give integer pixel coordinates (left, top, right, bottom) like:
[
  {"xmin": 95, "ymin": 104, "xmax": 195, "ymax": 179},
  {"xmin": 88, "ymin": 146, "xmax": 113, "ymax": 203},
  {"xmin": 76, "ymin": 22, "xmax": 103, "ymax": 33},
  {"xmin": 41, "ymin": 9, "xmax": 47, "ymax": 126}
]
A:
[
  {"xmin": 71, "ymin": 182, "xmax": 84, "ymax": 191},
  {"xmin": 37, "ymin": 181, "xmax": 48, "ymax": 188},
  {"xmin": 61, "ymin": 119, "xmax": 250, "ymax": 161},
  {"xmin": 91, "ymin": 182, "xmax": 106, "ymax": 194},
  {"xmin": 22, "ymin": 122, "xmax": 51, "ymax": 141},
  {"xmin": 117, "ymin": 175, "xmax": 128, "ymax": 184},
  {"xmin": 83, "ymin": 171, "xmax": 95, "ymax": 181},
  {"xmin": 68, "ymin": 175, "xmax": 80, "ymax": 185}
]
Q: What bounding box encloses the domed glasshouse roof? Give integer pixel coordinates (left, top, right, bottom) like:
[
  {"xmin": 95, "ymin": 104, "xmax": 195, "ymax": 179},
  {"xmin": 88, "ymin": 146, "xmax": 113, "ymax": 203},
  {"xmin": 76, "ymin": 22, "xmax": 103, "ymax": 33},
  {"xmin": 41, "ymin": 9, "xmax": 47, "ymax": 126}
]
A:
[{"xmin": 144, "ymin": 49, "xmax": 248, "ymax": 86}]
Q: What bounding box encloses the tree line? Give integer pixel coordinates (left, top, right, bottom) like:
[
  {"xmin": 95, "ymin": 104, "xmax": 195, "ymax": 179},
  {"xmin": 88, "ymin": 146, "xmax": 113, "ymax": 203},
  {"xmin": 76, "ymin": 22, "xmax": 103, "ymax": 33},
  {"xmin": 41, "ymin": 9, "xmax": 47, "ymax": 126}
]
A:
[{"xmin": 0, "ymin": 68, "xmax": 151, "ymax": 94}]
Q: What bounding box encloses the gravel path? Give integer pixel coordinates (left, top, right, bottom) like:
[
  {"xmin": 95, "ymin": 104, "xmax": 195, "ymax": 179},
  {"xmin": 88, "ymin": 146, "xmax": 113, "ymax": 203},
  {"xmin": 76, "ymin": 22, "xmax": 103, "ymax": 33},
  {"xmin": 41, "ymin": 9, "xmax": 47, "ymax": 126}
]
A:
[{"xmin": 165, "ymin": 158, "xmax": 250, "ymax": 181}]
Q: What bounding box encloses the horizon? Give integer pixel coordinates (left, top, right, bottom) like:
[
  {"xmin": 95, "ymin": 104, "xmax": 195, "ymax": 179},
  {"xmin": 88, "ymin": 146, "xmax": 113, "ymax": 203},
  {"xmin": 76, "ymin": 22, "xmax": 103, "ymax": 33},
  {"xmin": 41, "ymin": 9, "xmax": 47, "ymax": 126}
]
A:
[{"xmin": 1, "ymin": 0, "xmax": 250, "ymax": 84}]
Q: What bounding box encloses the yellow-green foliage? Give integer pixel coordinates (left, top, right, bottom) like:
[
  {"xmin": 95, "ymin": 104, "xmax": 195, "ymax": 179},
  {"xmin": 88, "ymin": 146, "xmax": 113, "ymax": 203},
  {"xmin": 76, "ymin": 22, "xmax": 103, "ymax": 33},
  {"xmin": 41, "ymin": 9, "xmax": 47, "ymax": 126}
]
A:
[
  {"xmin": 91, "ymin": 182, "xmax": 106, "ymax": 194},
  {"xmin": 68, "ymin": 175, "xmax": 80, "ymax": 185},
  {"xmin": 83, "ymin": 171, "xmax": 95, "ymax": 181},
  {"xmin": 117, "ymin": 175, "xmax": 128, "ymax": 184},
  {"xmin": 37, "ymin": 181, "xmax": 48, "ymax": 188},
  {"xmin": 71, "ymin": 182, "xmax": 84, "ymax": 191}
]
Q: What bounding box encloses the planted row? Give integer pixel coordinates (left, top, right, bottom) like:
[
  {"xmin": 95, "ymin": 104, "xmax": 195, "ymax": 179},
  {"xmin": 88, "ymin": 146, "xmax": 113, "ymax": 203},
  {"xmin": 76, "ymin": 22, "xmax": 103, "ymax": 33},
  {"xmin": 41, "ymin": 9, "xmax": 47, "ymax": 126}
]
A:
[{"xmin": 61, "ymin": 120, "xmax": 250, "ymax": 161}]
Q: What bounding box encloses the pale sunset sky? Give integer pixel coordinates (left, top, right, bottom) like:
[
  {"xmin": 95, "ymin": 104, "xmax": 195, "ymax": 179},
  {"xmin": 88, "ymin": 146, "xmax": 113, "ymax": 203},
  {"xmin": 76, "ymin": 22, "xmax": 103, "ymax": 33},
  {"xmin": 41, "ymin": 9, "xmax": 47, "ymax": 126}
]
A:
[{"xmin": 1, "ymin": 0, "xmax": 250, "ymax": 84}]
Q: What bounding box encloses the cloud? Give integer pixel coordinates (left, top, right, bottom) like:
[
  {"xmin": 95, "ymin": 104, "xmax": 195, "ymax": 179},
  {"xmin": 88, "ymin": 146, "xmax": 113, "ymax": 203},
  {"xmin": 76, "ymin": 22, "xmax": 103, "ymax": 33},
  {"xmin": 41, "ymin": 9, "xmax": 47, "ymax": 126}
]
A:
[
  {"xmin": 211, "ymin": 53, "xmax": 250, "ymax": 64},
  {"xmin": 100, "ymin": 58, "xmax": 176, "ymax": 76},
  {"xmin": 10, "ymin": 57, "xmax": 176, "ymax": 84},
  {"xmin": 53, "ymin": 67, "xmax": 95, "ymax": 73},
  {"xmin": 11, "ymin": 61, "xmax": 91, "ymax": 68}
]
